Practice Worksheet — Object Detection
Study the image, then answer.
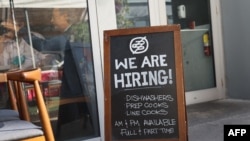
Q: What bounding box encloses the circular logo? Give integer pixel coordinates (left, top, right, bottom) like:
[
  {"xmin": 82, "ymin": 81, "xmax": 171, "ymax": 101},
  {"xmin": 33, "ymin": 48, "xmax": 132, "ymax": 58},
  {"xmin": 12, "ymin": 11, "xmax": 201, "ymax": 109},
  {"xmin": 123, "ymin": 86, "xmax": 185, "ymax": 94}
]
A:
[{"xmin": 130, "ymin": 36, "xmax": 148, "ymax": 54}]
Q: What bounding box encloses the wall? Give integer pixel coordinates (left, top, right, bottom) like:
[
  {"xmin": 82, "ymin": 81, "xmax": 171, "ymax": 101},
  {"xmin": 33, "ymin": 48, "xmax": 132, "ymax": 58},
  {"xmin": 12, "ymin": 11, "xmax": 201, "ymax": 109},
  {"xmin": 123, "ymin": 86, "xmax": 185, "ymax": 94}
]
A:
[{"xmin": 221, "ymin": 0, "xmax": 250, "ymax": 99}]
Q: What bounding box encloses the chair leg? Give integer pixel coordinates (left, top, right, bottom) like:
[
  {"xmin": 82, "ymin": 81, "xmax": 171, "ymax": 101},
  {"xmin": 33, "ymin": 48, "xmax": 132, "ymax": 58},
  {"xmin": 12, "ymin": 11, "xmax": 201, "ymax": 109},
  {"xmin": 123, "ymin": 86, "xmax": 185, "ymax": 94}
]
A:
[
  {"xmin": 7, "ymin": 81, "xmax": 18, "ymax": 111},
  {"xmin": 34, "ymin": 80, "xmax": 54, "ymax": 141},
  {"xmin": 17, "ymin": 82, "xmax": 31, "ymax": 121}
]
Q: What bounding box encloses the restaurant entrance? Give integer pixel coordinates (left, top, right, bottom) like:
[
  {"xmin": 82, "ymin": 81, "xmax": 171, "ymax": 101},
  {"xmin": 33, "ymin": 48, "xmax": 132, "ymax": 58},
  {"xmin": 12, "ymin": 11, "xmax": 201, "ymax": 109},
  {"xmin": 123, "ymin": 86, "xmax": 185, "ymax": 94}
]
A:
[{"xmin": 0, "ymin": 0, "xmax": 225, "ymax": 140}]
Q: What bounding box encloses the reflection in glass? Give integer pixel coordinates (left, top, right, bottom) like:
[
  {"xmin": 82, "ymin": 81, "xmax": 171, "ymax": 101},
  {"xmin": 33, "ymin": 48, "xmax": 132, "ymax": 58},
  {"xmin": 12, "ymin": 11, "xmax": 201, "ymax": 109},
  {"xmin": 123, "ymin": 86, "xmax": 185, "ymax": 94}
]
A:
[
  {"xmin": 0, "ymin": 1, "xmax": 99, "ymax": 140},
  {"xmin": 115, "ymin": 0, "xmax": 150, "ymax": 28}
]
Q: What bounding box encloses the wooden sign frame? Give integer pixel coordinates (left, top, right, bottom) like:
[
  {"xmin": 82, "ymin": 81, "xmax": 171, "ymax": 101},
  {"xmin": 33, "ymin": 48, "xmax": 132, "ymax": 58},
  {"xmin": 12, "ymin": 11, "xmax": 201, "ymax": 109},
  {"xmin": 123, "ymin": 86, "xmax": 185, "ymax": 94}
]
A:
[{"xmin": 104, "ymin": 25, "xmax": 187, "ymax": 141}]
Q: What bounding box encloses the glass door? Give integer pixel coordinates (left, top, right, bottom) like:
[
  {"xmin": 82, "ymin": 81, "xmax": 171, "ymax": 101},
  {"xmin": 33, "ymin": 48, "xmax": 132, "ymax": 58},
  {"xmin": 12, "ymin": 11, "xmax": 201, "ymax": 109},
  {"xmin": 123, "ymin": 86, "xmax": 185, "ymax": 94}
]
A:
[
  {"xmin": 164, "ymin": 0, "xmax": 225, "ymax": 104},
  {"xmin": 166, "ymin": 0, "xmax": 216, "ymax": 92}
]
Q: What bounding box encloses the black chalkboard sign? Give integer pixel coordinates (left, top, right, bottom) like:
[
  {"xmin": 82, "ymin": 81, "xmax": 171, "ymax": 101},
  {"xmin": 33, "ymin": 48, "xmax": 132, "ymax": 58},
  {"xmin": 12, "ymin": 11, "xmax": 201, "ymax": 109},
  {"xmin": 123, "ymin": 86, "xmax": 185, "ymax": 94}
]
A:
[{"xmin": 104, "ymin": 25, "xmax": 187, "ymax": 141}]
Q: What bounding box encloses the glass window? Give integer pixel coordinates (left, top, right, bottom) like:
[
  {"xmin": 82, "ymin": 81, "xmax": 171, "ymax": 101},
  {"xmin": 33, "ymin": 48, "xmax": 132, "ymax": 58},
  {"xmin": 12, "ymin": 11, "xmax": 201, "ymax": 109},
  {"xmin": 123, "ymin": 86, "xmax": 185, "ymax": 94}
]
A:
[
  {"xmin": 166, "ymin": 2, "xmax": 173, "ymax": 24},
  {"xmin": 0, "ymin": 0, "xmax": 99, "ymax": 140},
  {"xmin": 115, "ymin": 0, "xmax": 150, "ymax": 28}
]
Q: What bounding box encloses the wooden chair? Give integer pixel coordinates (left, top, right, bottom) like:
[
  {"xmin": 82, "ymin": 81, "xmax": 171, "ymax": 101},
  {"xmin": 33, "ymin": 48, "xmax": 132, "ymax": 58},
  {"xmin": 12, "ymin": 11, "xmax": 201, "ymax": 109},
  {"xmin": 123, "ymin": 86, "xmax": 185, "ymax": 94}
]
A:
[
  {"xmin": 0, "ymin": 68, "xmax": 55, "ymax": 141},
  {"xmin": 0, "ymin": 73, "xmax": 19, "ymax": 121}
]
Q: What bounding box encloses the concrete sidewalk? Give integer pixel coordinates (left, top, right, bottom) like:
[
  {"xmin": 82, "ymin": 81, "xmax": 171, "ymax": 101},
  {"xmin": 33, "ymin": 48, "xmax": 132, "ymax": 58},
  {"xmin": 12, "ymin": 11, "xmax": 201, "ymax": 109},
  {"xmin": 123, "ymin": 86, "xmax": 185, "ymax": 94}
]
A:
[{"xmin": 187, "ymin": 98, "xmax": 250, "ymax": 141}]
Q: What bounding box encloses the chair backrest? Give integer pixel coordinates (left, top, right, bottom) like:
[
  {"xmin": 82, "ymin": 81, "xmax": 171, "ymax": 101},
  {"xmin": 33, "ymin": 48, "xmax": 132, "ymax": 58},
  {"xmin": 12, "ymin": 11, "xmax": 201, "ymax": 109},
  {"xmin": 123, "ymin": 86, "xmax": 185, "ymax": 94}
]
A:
[{"xmin": 7, "ymin": 68, "xmax": 55, "ymax": 141}]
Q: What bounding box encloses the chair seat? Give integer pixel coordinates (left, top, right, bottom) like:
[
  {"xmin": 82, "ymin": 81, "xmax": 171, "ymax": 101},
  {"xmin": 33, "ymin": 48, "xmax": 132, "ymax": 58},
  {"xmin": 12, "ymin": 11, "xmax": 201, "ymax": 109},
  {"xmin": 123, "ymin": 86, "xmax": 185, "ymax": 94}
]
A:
[
  {"xmin": 0, "ymin": 109, "xmax": 19, "ymax": 121},
  {"xmin": 0, "ymin": 120, "xmax": 43, "ymax": 140}
]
